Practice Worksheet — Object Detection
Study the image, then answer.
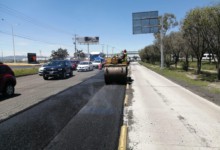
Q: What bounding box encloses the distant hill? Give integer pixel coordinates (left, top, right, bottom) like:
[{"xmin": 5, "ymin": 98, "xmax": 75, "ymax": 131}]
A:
[{"xmin": 1, "ymin": 55, "xmax": 27, "ymax": 62}]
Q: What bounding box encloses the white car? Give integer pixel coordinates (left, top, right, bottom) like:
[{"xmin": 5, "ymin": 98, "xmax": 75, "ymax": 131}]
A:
[
  {"xmin": 77, "ymin": 61, "xmax": 93, "ymax": 72},
  {"xmin": 38, "ymin": 63, "xmax": 48, "ymax": 76}
]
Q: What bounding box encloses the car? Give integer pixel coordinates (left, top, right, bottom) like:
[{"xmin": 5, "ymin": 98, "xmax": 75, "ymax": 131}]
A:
[
  {"xmin": 70, "ymin": 60, "xmax": 80, "ymax": 70},
  {"xmin": 42, "ymin": 60, "xmax": 73, "ymax": 80},
  {"xmin": 77, "ymin": 61, "xmax": 93, "ymax": 72},
  {"xmin": 38, "ymin": 63, "xmax": 48, "ymax": 76},
  {"xmin": 0, "ymin": 62, "xmax": 16, "ymax": 96}
]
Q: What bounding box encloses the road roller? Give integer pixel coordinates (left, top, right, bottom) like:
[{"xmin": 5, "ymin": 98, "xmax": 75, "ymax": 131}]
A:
[{"xmin": 104, "ymin": 56, "xmax": 128, "ymax": 84}]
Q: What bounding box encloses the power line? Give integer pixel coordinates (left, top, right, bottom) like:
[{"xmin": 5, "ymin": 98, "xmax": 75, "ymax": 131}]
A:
[
  {"xmin": 0, "ymin": 30, "xmax": 73, "ymax": 47},
  {"xmin": 0, "ymin": 3, "xmax": 74, "ymax": 36}
]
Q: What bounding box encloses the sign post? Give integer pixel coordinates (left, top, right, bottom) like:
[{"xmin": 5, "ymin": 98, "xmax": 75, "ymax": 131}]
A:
[
  {"xmin": 76, "ymin": 36, "xmax": 99, "ymax": 60},
  {"xmin": 132, "ymin": 11, "xmax": 164, "ymax": 69}
]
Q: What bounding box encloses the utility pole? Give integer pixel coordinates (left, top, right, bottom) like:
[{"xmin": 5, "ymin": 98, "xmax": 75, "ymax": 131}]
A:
[
  {"xmin": 74, "ymin": 34, "xmax": 77, "ymax": 58},
  {"xmin": 112, "ymin": 47, "xmax": 115, "ymax": 56},
  {"xmin": 101, "ymin": 44, "xmax": 104, "ymax": 53},
  {"xmin": 106, "ymin": 45, "xmax": 108, "ymax": 58},
  {"xmin": 1, "ymin": 50, "xmax": 3, "ymax": 62},
  {"xmin": 160, "ymin": 15, "xmax": 164, "ymax": 69},
  {"xmin": 88, "ymin": 43, "xmax": 90, "ymax": 61}
]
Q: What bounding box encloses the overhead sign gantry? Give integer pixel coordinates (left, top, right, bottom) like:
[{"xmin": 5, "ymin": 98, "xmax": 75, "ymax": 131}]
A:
[{"xmin": 132, "ymin": 11, "xmax": 164, "ymax": 68}]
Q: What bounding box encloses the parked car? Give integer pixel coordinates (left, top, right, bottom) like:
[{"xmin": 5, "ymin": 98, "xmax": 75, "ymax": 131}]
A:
[
  {"xmin": 70, "ymin": 60, "xmax": 80, "ymax": 70},
  {"xmin": 38, "ymin": 63, "xmax": 48, "ymax": 76},
  {"xmin": 0, "ymin": 62, "xmax": 16, "ymax": 96},
  {"xmin": 77, "ymin": 61, "xmax": 93, "ymax": 72},
  {"xmin": 42, "ymin": 60, "xmax": 73, "ymax": 80}
]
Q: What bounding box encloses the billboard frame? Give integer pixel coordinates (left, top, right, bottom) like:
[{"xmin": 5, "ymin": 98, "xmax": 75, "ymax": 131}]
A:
[{"xmin": 132, "ymin": 11, "xmax": 159, "ymax": 34}]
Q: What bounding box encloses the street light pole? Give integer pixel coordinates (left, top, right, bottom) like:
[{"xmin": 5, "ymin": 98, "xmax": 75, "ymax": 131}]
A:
[
  {"xmin": 11, "ymin": 24, "xmax": 16, "ymax": 63},
  {"xmin": 160, "ymin": 15, "xmax": 164, "ymax": 69},
  {"xmin": 2, "ymin": 19, "xmax": 16, "ymax": 63}
]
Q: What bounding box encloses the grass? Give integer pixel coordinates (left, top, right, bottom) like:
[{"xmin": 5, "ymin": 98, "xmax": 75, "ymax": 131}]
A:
[
  {"xmin": 188, "ymin": 61, "xmax": 217, "ymax": 70},
  {"xmin": 14, "ymin": 67, "xmax": 39, "ymax": 77},
  {"xmin": 139, "ymin": 61, "xmax": 220, "ymax": 94}
]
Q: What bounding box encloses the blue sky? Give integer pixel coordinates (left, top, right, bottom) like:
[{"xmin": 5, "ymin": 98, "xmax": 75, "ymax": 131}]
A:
[{"xmin": 0, "ymin": 0, "xmax": 218, "ymax": 57}]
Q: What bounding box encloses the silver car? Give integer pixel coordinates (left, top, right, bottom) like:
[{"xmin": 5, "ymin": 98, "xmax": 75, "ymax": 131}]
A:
[
  {"xmin": 77, "ymin": 61, "xmax": 93, "ymax": 72},
  {"xmin": 38, "ymin": 64, "xmax": 48, "ymax": 76}
]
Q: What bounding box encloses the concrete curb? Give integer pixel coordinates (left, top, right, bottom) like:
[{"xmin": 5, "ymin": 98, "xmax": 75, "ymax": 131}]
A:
[
  {"xmin": 118, "ymin": 125, "xmax": 128, "ymax": 150},
  {"xmin": 124, "ymin": 95, "xmax": 128, "ymax": 106},
  {"xmin": 118, "ymin": 84, "xmax": 130, "ymax": 150}
]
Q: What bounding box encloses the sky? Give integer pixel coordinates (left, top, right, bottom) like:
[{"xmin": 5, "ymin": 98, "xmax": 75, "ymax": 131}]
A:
[{"xmin": 0, "ymin": 0, "xmax": 219, "ymax": 57}]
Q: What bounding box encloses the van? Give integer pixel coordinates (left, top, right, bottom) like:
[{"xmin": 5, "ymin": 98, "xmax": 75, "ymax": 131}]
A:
[{"xmin": 202, "ymin": 53, "xmax": 212, "ymax": 60}]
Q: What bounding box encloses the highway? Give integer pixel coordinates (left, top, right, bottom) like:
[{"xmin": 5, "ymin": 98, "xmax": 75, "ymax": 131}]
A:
[
  {"xmin": 0, "ymin": 69, "xmax": 100, "ymax": 121},
  {"xmin": 0, "ymin": 69, "xmax": 125, "ymax": 150},
  {"xmin": 128, "ymin": 62, "xmax": 220, "ymax": 150},
  {"xmin": 1, "ymin": 62, "xmax": 220, "ymax": 150}
]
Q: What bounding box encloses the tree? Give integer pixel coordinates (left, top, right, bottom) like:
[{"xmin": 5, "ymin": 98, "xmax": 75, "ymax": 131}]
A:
[
  {"xmin": 202, "ymin": 5, "xmax": 220, "ymax": 79},
  {"xmin": 182, "ymin": 7, "xmax": 209, "ymax": 74},
  {"xmin": 162, "ymin": 33, "xmax": 173, "ymax": 67},
  {"xmin": 50, "ymin": 48, "xmax": 69, "ymax": 60},
  {"xmin": 139, "ymin": 44, "xmax": 160, "ymax": 64},
  {"xmin": 154, "ymin": 13, "xmax": 178, "ymax": 40},
  {"xmin": 171, "ymin": 32, "xmax": 186, "ymax": 68}
]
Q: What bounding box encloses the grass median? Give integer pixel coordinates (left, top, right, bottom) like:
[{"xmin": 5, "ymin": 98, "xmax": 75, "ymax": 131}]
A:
[
  {"xmin": 14, "ymin": 68, "xmax": 39, "ymax": 77},
  {"xmin": 139, "ymin": 61, "xmax": 220, "ymax": 94}
]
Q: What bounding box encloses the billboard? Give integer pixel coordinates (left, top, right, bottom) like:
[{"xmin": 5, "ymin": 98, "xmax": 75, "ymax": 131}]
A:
[
  {"xmin": 76, "ymin": 36, "xmax": 99, "ymax": 44},
  {"xmin": 27, "ymin": 53, "xmax": 37, "ymax": 63},
  {"xmin": 132, "ymin": 11, "xmax": 159, "ymax": 34}
]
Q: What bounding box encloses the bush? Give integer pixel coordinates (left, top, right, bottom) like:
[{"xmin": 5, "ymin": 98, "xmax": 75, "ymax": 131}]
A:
[{"xmin": 182, "ymin": 62, "xmax": 189, "ymax": 71}]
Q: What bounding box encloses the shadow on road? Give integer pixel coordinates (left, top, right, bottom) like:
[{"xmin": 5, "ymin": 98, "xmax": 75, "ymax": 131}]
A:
[{"xmin": 0, "ymin": 94, "xmax": 21, "ymax": 102}]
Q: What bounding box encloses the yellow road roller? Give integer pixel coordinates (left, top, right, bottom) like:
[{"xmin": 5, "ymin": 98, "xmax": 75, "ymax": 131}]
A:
[{"xmin": 104, "ymin": 57, "xmax": 128, "ymax": 84}]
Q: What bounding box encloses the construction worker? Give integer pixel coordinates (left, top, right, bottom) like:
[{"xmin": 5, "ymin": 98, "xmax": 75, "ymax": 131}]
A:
[{"xmin": 122, "ymin": 49, "xmax": 127, "ymax": 63}]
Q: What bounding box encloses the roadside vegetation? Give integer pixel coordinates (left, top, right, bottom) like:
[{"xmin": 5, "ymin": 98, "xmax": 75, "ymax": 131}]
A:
[
  {"xmin": 138, "ymin": 2, "xmax": 220, "ymax": 100},
  {"xmin": 139, "ymin": 3, "xmax": 220, "ymax": 80},
  {"xmin": 14, "ymin": 67, "xmax": 39, "ymax": 77},
  {"xmin": 139, "ymin": 61, "xmax": 220, "ymax": 95}
]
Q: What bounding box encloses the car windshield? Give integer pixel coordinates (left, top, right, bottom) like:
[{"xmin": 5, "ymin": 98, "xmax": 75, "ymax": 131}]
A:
[
  {"xmin": 47, "ymin": 61, "xmax": 65, "ymax": 66},
  {"xmin": 79, "ymin": 62, "xmax": 89, "ymax": 65},
  {"xmin": 42, "ymin": 63, "xmax": 48, "ymax": 67},
  {"xmin": 71, "ymin": 61, "xmax": 79, "ymax": 64},
  {"xmin": 93, "ymin": 60, "xmax": 101, "ymax": 63}
]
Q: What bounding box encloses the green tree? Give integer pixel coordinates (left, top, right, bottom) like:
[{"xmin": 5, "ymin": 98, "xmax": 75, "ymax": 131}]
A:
[
  {"xmin": 154, "ymin": 13, "xmax": 178, "ymax": 39},
  {"xmin": 139, "ymin": 44, "xmax": 160, "ymax": 64},
  {"xmin": 202, "ymin": 5, "xmax": 220, "ymax": 79},
  {"xmin": 182, "ymin": 7, "xmax": 209, "ymax": 74},
  {"xmin": 51, "ymin": 48, "xmax": 69, "ymax": 60}
]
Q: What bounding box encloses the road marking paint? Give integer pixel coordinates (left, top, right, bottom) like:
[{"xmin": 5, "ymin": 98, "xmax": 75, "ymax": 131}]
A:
[
  {"xmin": 124, "ymin": 95, "xmax": 128, "ymax": 106},
  {"xmin": 126, "ymin": 84, "xmax": 129, "ymax": 89},
  {"xmin": 118, "ymin": 125, "xmax": 127, "ymax": 150}
]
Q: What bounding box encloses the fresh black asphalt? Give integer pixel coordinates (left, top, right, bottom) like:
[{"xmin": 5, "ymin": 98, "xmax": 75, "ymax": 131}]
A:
[{"xmin": 0, "ymin": 72, "xmax": 125, "ymax": 150}]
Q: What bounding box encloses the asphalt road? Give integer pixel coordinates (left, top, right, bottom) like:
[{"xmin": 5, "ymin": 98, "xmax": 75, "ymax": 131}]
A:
[
  {"xmin": 128, "ymin": 62, "xmax": 220, "ymax": 149},
  {"xmin": 0, "ymin": 70, "xmax": 125, "ymax": 150},
  {"xmin": 0, "ymin": 70, "xmax": 99, "ymax": 121}
]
